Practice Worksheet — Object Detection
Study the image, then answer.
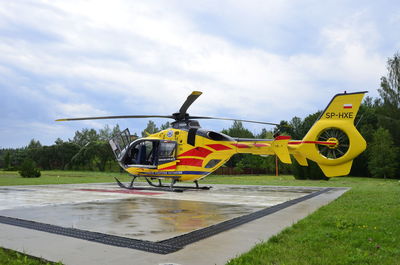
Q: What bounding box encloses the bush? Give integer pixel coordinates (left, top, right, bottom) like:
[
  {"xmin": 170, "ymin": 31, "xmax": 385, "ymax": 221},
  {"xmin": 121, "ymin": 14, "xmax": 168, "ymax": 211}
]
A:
[{"xmin": 19, "ymin": 159, "xmax": 41, "ymax": 178}]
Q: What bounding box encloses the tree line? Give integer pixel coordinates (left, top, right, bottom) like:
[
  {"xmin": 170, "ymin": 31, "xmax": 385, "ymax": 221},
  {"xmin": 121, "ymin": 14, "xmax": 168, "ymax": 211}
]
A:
[
  {"xmin": 0, "ymin": 125, "xmax": 123, "ymax": 172},
  {"xmin": 1, "ymin": 52, "xmax": 399, "ymax": 179},
  {"xmin": 0, "ymin": 122, "xmax": 172, "ymax": 172}
]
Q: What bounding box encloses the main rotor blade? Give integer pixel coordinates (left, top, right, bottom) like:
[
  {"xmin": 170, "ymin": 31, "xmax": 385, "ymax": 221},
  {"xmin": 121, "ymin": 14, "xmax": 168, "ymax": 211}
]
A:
[
  {"xmin": 179, "ymin": 91, "xmax": 202, "ymax": 115},
  {"xmin": 56, "ymin": 115, "xmax": 174, "ymax": 122},
  {"xmin": 189, "ymin": 116, "xmax": 279, "ymax": 126}
]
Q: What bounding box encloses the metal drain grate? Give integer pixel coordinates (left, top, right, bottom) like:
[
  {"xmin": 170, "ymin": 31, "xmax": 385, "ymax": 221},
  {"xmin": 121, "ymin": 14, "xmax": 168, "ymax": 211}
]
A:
[
  {"xmin": 159, "ymin": 188, "xmax": 333, "ymax": 247},
  {"xmin": 0, "ymin": 215, "xmax": 180, "ymax": 254}
]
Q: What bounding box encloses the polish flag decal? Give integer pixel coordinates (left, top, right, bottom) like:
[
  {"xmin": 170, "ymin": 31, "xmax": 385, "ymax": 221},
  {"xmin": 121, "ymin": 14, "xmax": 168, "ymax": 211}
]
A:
[{"xmin": 343, "ymin": 104, "xmax": 353, "ymax": 109}]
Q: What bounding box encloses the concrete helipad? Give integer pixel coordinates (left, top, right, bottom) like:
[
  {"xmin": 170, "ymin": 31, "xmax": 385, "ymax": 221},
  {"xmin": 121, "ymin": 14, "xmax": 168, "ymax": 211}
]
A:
[{"xmin": 0, "ymin": 182, "xmax": 349, "ymax": 265}]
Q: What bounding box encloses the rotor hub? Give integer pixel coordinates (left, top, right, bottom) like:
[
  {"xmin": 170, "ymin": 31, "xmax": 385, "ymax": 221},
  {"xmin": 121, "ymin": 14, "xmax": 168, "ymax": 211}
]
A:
[
  {"xmin": 172, "ymin": 112, "xmax": 190, "ymax": 121},
  {"xmin": 326, "ymin": 137, "xmax": 339, "ymax": 149}
]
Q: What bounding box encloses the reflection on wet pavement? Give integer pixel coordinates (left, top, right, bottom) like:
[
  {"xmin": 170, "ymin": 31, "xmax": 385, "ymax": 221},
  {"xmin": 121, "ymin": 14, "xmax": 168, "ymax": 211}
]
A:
[
  {"xmin": 0, "ymin": 184, "xmax": 318, "ymax": 241},
  {"xmin": 0, "ymin": 197, "xmax": 263, "ymax": 241}
]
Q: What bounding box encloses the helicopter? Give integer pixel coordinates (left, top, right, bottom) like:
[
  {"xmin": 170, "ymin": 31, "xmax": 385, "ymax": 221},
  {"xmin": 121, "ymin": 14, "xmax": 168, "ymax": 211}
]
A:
[{"xmin": 57, "ymin": 91, "xmax": 367, "ymax": 192}]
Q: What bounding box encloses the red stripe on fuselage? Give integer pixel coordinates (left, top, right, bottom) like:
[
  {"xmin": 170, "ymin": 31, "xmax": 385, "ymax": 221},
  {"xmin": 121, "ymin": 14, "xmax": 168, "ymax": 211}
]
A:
[
  {"xmin": 275, "ymin": 136, "xmax": 291, "ymax": 140},
  {"xmin": 207, "ymin": 144, "xmax": 232, "ymax": 151},
  {"xmin": 179, "ymin": 147, "xmax": 212, "ymax": 158},
  {"xmin": 177, "ymin": 158, "xmax": 203, "ymax": 167}
]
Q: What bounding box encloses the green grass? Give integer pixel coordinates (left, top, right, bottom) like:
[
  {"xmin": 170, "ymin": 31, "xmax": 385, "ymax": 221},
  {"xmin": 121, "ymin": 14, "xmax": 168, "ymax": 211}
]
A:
[
  {"xmin": 1, "ymin": 171, "xmax": 399, "ymax": 264},
  {"xmin": 0, "ymin": 248, "xmax": 61, "ymax": 265},
  {"xmin": 0, "ymin": 170, "xmax": 133, "ymax": 186},
  {"xmin": 202, "ymin": 173, "xmax": 379, "ymax": 187},
  {"xmin": 220, "ymin": 176, "xmax": 400, "ymax": 265}
]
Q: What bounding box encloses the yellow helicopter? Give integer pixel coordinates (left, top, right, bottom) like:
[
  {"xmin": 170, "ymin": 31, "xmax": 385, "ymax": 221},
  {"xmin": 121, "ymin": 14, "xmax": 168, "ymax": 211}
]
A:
[{"xmin": 57, "ymin": 91, "xmax": 367, "ymax": 192}]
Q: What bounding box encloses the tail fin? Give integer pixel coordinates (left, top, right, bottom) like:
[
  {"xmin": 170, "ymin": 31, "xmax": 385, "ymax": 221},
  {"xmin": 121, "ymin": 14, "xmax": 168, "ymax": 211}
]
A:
[
  {"xmin": 296, "ymin": 91, "xmax": 367, "ymax": 177},
  {"xmin": 272, "ymin": 136, "xmax": 292, "ymax": 163}
]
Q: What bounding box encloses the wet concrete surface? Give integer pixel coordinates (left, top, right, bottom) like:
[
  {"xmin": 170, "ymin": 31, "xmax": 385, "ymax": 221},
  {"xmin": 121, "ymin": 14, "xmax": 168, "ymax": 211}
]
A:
[
  {"xmin": 0, "ymin": 183, "xmax": 349, "ymax": 265},
  {"xmin": 0, "ymin": 183, "xmax": 315, "ymax": 241},
  {"xmin": 0, "ymin": 197, "xmax": 265, "ymax": 241}
]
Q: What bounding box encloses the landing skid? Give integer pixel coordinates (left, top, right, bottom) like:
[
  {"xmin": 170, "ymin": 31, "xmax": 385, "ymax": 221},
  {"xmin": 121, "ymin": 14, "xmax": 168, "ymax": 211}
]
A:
[{"xmin": 114, "ymin": 176, "xmax": 212, "ymax": 193}]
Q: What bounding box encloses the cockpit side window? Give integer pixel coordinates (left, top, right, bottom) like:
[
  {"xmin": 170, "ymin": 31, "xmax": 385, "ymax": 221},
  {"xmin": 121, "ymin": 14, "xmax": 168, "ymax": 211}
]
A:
[
  {"xmin": 158, "ymin": 141, "xmax": 177, "ymax": 165},
  {"xmin": 159, "ymin": 142, "xmax": 176, "ymax": 158},
  {"xmin": 130, "ymin": 145, "xmax": 140, "ymax": 164},
  {"xmin": 144, "ymin": 141, "xmax": 154, "ymax": 162},
  {"xmin": 125, "ymin": 140, "xmax": 156, "ymax": 166}
]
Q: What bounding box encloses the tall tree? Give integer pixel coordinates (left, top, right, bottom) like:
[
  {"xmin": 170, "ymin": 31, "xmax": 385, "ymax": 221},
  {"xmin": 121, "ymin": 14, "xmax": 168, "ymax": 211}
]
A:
[
  {"xmin": 82, "ymin": 141, "xmax": 115, "ymax": 171},
  {"xmin": 368, "ymin": 127, "xmax": 398, "ymax": 178},
  {"xmin": 52, "ymin": 142, "xmax": 80, "ymax": 170},
  {"xmin": 27, "ymin": 139, "xmax": 42, "ymax": 166},
  {"xmin": 350, "ymin": 97, "xmax": 379, "ymax": 177},
  {"xmin": 3, "ymin": 151, "xmax": 10, "ymax": 170},
  {"xmin": 160, "ymin": 122, "xmax": 171, "ymax": 130},
  {"xmin": 98, "ymin": 124, "xmax": 122, "ymax": 140},
  {"xmin": 141, "ymin": 120, "xmax": 159, "ymax": 137},
  {"xmin": 71, "ymin": 128, "xmax": 99, "ymax": 147},
  {"xmin": 288, "ymin": 116, "xmax": 303, "ymax": 139},
  {"xmin": 99, "ymin": 124, "xmax": 112, "ymax": 141},
  {"xmin": 221, "ymin": 121, "xmax": 254, "ymax": 138},
  {"xmin": 256, "ymin": 128, "xmax": 273, "ymax": 139},
  {"xmin": 378, "ymin": 52, "xmax": 400, "ymax": 146},
  {"xmin": 379, "ymin": 52, "xmax": 400, "ymax": 108},
  {"xmin": 111, "ymin": 124, "xmax": 122, "ymax": 137},
  {"xmin": 27, "ymin": 139, "xmax": 42, "ymax": 149},
  {"xmin": 55, "ymin": 138, "xmax": 64, "ymax": 145}
]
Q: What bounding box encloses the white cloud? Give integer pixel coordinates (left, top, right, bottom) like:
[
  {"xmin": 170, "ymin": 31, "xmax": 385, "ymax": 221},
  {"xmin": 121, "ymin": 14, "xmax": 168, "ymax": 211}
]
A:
[
  {"xmin": 57, "ymin": 102, "xmax": 108, "ymax": 118},
  {"xmin": 0, "ymin": 0, "xmax": 398, "ymax": 147}
]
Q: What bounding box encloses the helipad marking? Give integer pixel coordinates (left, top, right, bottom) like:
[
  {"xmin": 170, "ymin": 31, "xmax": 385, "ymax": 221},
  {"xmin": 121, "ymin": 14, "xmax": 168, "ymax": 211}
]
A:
[{"xmin": 77, "ymin": 189, "xmax": 163, "ymax": 196}]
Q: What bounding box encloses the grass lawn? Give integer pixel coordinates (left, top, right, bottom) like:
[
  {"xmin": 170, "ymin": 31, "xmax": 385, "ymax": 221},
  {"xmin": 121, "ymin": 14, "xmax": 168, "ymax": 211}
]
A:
[
  {"xmin": 0, "ymin": 170, "xmax": 132, "ymax": 186},
  {"xmin": 0, "ymin": 248, "xmax": 61, "ymax": 265},
  {"xmin": 0, "ymin": 171, "xmax": 399, "ymax": 264}
]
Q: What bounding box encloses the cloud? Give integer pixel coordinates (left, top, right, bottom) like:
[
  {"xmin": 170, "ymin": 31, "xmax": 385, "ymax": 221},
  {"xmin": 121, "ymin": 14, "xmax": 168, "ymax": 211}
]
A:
[{"xmin": 0, "ymin": 0, "xmax": 398, "ymax": 147}]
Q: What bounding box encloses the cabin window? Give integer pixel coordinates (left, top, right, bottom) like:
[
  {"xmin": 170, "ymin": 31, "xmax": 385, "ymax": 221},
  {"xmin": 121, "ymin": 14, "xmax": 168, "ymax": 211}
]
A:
[
  {"xmin": 128, "ymin": 140, "xmax": 157, "ymax": 165},
  {"xmin": 159, "ymin": 141, "xmax": 176, "ymax": 158},
  {"xmin": 158, "ymin": 141, "xmax": 177, "ymax": 164}
]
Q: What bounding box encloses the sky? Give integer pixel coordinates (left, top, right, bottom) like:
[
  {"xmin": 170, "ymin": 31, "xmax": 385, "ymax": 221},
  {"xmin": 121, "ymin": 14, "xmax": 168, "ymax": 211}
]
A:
[{"xmin": 0, "ymin": 0, "xmax": 399, "ymax": 148}]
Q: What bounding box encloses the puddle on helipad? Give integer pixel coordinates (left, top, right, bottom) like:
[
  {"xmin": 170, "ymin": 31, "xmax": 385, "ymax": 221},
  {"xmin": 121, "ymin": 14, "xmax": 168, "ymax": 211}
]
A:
[
  {"xmin": 0, "ymin": 197, "xmax": 268, "ymax": 241},
  {"xmin": 0, "ymin": 184, "xmax": 317, "ymax": 241}
]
